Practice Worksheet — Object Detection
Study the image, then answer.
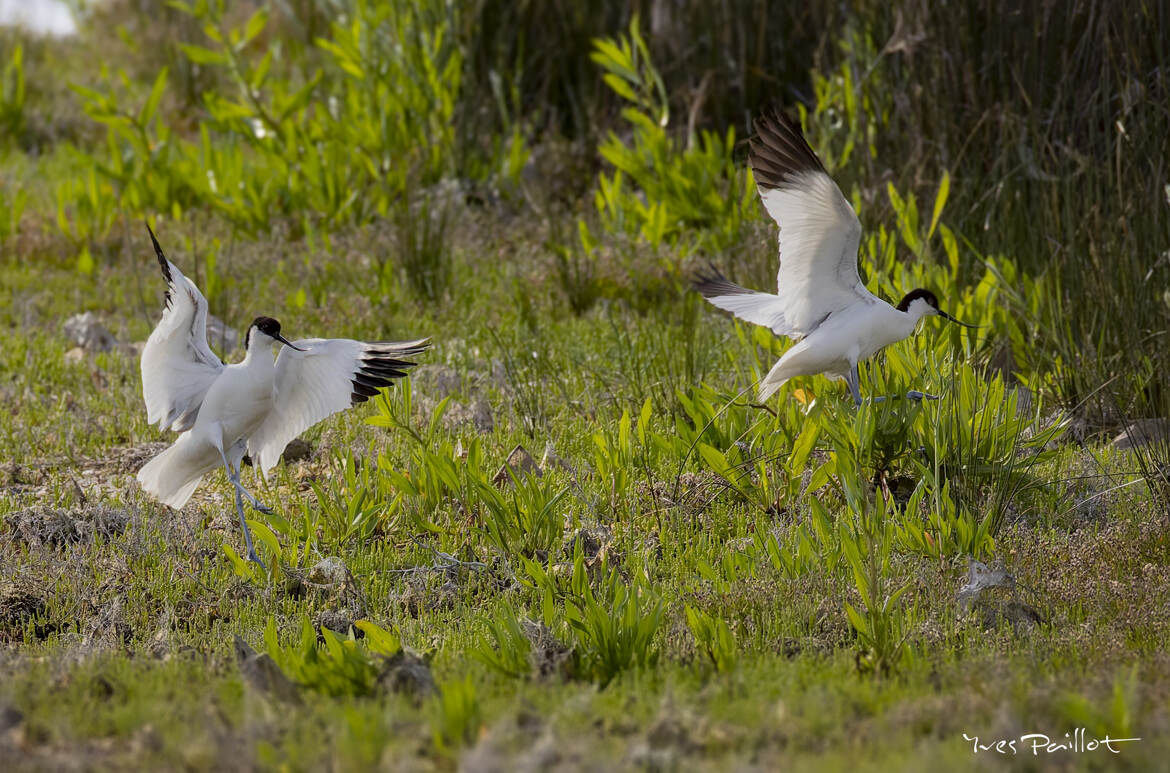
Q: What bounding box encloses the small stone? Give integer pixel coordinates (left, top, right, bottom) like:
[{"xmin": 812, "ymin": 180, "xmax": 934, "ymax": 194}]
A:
[
  {"xmin": 0, "ymin": 703, "xmax": 23, "ymax": 732},
  {"xmin": 281, "ymin": 438, "xmax": 312, "ymax": 463},
  {"xmin": 315, "ymin": 608, "xmax": 360, "ymax": 636},
  {"xmin": 63, "ymin": 312, "xmax": 116, "ymax": 352},
  {"xmin": 307, "ymin": 556, "xmax": 348, "ymax": 586},
  {"xmin": 377, "ymin": 650, "xmax": 437, "ymax": 702},
  {"xmin": 234, "ymin": 636, "xmax": 301, "ymax": 704},
  {"xmin": 493, "ymin": 444, "xmax": 541, "ymax": 485},
  {"xmin": 1111, "ymin": 418, "xmax": 1170, "ymax": 450}
]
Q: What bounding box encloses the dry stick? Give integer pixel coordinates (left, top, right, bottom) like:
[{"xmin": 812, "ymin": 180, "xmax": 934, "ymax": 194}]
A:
[
  {"xmin": 1054, "ymin": 478, "xmax": 1145, "ymax": 521},
  {"xmin": 375, "ymin": 540, "xmax": 489, "ymax": 576}
]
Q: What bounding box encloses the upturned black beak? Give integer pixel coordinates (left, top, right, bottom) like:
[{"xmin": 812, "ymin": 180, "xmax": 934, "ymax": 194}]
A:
[
  {"xmin": 938, "ymin": 310, "xmax": 980, "ymax": 329},
  {"xmin": 276, "ymin": 334, "xmax": 305, "ymax": 351}
]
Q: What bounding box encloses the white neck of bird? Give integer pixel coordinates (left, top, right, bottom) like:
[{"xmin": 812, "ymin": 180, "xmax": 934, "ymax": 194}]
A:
[{"xmin": 242, "ymin": 331, "xmax": 276, "ymax": 366}]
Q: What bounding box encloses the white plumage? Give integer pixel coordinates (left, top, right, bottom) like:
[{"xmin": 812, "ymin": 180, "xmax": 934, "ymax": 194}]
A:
[
  {"xmin": 695, "ymin": 111, "xmax": 974, "ymax": 404},
  {"xmin": 136, "ymin": 226, "xmax": 428, "ymax": 565}
]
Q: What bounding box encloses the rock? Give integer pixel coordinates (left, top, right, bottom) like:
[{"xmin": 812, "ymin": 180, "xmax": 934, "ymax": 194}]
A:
[
  {"xmin": 63, "ymin": 312, "xmax": 116, "ymax": 352},
  {"xmin": 206, "ymin": 314, "xmax": 240, "ymax": 353},
  {"xmin": 281, "ymin": 438, "xmax": 312, "ymax": 463},
  {"xmin": 493, "ymin": 444, "xmax": 541, "ymax": 485},
  {"xmin": 5, "ymin": 505, "xmax": 130, "ymax": 547},
  {"xmin": 1111, "ymin": 418, "xmax": 1170, "ymax": 450},
  {"xmin": 307, "ymin": 556, "xmax": 348, "ymax": 586},
  {"xmin": 979, "ymin": 599, "xmax": 1043, "ymax": 632},
  {"xmin": 957, "ymin": 558, "xmax": 1013, "ymax": 614},
  {"xmin": 444, "ymin": 399, "xmax": 494, "ymax": 434},
  {"xmin": 315, "ymin": 608, "xmax": 361, "ymax": 636},
  {"xmin": 0, "ymin": 703, "xmax": 23, "ymax": 733},
  {"xmin": 377, "ymin": 650, "xmax": 437, "ymax": 702},
  {"xmin": 522, "ymin": 619, "xmax": 573, "ymax": 679},
  {"xmin": 234, "ymin": 636, "xmax": 301, "ymax": 704}
]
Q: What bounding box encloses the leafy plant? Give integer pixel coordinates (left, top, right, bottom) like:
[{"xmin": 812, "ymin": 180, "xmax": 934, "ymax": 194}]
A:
[
  {"xmin": 584, "ymin": 17, "xmax": 756, "ymax": 257},
  {"xmin": 389, "ymin": 189, "xmax": 454, "ymax": 303},
  {"xmin": 830, "ymin": 409, "xmax": 915, "ymax": 676},
  {"xmin": 431, "ymin": 676, "xmax": 482, "ymax": 752},
  {"xmin": 684, "ymin": 604, "xmax": 737, "ymax": 673},
  {"xmin": 473, "ymin": 603, "xmax": 533, "ymax": 679},
  {"xmin": 311, "ymin": 449, "xmax": 404, "ymax": 547},
  {"xmin": 565, "ymin": 569, "xmax": 663, "ymax": 686},
  {"xmin": 0, "ymin": 43, "xmax": 25, "ymax": 149},
  {"xmin": 474, "ymin": 471, "xmax": 568, "ymax": 558},
  {"xmin": 0, "ymin": 183, "xmax": 24, "ymax": 246},
  {"xmin": 262, "ymin": 616, "xmax": 400, "ymax": 698}
]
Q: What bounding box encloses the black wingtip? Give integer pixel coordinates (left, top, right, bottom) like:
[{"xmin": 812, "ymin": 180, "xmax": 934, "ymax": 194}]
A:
[
  {"xmin": 749, "ymin": 108, "xmax": 826, "ymax": 191},
  {"xmin": 348, "ymin": 342, "xmax": 428, "ymax": 406},
  {"xmin": 691, "ymin": 262, "xmax": 753, "ymax": 299},
  {"xmin": 146, "ymin": 222, "xmax": 173, "ymax": 285}
]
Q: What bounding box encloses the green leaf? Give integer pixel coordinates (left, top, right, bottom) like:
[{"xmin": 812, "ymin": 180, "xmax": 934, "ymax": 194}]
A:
[
  {"xmin": 601, "ymin": 73, "xmax": 637, "ymax": 103},
  {"xmin": 138, "ymin": 67, "xmax": 168, "ymax": 127},
  {"xmin": 76, "ymin": 246, "xmax": 94, "ymax": 275},
  {"xmin": 788, "ymin": 422, "xmax": 819, "ymax": 474},
  {"xmin": 928, "ymin": 170, "xmax": 950, "ymax": 240},
  {"xmin": 844, "ymin": 602, "xmax": 870, "ymax": 639},
  {"xmin": 239, "ymin": 7, "xmax": 268, "ymax": 48},
  {"xmin": 179, "ymin": 43, "xmax": 227, "ymax": 66},
  {"xmin": 637, "ymin": 397, "xmax": 652, "ymax": 446}
]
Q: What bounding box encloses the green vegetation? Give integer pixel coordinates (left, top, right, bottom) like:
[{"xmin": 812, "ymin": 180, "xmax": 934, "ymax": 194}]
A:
[{"xmin": 2, "ymin": 1, "xmax": 1169, "ymax": 770}]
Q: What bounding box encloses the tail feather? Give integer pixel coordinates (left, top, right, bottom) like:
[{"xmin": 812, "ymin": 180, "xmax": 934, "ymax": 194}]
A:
[
  {"xmin": 137, "ymin": 437, "xmax": 218, "ymax": 510},
  {"xmin": 758, "ymin": 361, "xmax": 789, "ymax": 402}
]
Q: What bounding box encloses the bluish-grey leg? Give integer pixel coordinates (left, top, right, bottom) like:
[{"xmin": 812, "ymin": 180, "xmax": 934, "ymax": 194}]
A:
[
  {"xmin": 228, "ymin": 451, "xmax": 272, "ymax": 514},
  {"xmin": 872, "ymin": 390, "xmax": 939, "ymax": 403},
  {"xmin": 845, "ymin": 364, "xmax": 862, "ymax": 407},
  {"xmin": 218, "ymin": 446, "xmax": 267, "ymax": 569}
]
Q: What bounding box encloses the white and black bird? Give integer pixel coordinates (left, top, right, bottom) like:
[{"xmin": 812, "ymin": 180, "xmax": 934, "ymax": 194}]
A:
[
  {"xmin": 136, "ymin": 226, "xmax": 428, "ymax": 566},
  {"xmin": 694, "ymin": 111, "xmax": 976, "ymax": 406}
]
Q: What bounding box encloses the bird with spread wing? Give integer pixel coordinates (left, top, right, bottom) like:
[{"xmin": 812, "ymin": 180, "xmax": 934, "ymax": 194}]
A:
[
  {"xmin": 136, "ymin": 226, "xmax": 428, "ymax": 566},
  {"xmin": 694, "ymin": 111, "xmax": 975, "ymax": 405}
]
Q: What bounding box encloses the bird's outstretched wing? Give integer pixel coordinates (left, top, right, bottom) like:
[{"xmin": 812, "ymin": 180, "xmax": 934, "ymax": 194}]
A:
[
  {"xmin": 248, "ymin": 337, "xmax": 430, "ymax": 475},
  {"xmin": 748, "ymin": 111, "xmax": 874, "ymax": 336},
  {"xmin": 692, "ymin": 264, "xmax": 792, "ymax": 336},
  {"xmin": 141, "ymin": 225, "xmax": 224, "ymax": 432}
]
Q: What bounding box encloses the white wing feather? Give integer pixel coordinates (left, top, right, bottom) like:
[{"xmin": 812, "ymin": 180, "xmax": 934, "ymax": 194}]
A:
[
  {"xmin": 140, "ymin": 229, "xmax": 223, "ymax": 432},
  {"xmin": 761, "ymin": 170, "xmax": 870, "ymax": 334},
  {"xmin": 695, "ymin": 112, "xmax": 877, "ymax": 340},
  {"xmin": 248, "ymin": 337, "xmax": 428, "ymax": 475},
  {"xmin": 692, "ymin": 267, "xmax": 791, "ymax": 335}
]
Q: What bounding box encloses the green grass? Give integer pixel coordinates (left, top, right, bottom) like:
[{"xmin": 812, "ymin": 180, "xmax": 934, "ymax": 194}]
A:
[{"xmin": 2, "ymin": 1, "xmax": 1169, "ymax": 770}]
